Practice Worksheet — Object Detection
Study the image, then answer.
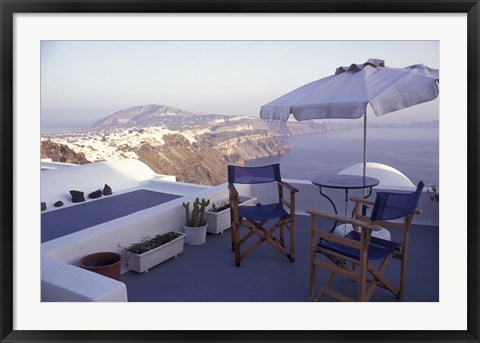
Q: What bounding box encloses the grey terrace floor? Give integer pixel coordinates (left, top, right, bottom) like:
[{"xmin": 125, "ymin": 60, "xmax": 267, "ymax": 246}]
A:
[{"xmin": 121, "ymin": 214, "xmax": 439, "ymax": 302}]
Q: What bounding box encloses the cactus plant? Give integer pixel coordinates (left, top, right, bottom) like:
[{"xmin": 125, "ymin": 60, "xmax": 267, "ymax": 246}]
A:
[{"xmin": 182, "ymin": 198, "xmax": 210, "ymax": 227}]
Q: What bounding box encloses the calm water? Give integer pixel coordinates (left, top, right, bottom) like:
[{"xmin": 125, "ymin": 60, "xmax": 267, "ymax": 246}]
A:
[{"xmin": 246, "ymin": 127, "xmax": 439, "ymax": 187}]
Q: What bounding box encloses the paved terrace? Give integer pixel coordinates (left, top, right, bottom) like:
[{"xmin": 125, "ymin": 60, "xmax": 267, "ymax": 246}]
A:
[
  {"xmin": 40, "ymin": 160, "xmax": 439, "ymax": 302},
  {"xmin": 122, "ymin": 214, "xmax": 439, "ymax": 302}
]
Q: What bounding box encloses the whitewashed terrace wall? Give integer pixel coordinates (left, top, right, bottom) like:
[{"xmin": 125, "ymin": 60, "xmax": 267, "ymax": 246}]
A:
[{"xmin": 41, "ymin": 182, "xmax": 250, "ymax": 272}]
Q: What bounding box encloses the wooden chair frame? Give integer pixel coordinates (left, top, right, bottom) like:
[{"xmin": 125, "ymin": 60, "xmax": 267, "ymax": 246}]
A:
[
  {"xmin": 229, "ymin": 181, "xmax": 298, "ymax": 267},
  {"xmin": 307, "ymin": 196, "xmax": 422, "ymax": 302}
]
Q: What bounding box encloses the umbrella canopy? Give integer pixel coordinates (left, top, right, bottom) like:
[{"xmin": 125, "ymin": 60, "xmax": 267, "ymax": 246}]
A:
[
  {"xmin": 260, "ymin": 58, "xmax": 439, "ymax": 121},
  {"xmin": 260, "ymin": 58, "xmax": 439, "ymax": 182}
]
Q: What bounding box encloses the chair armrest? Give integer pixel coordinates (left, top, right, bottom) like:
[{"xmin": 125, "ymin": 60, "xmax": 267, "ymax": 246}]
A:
[
  {"xmin": 306, "ymin": 208, "xmax": 382, "ymax": 231},
  {"xmin": 228, "ymin": 183, "xmax": 239, "ymax": 201},
  {"xmin": 278, "ymin": 181, "xmax": 297, "ymax": 214},
  {"xmin": 278, "ymin": 181, "xmax": 299, "ymax": 193},
  {"xmin": 349, "ymin": 196, "xmax": 375, "ymax": 206}
]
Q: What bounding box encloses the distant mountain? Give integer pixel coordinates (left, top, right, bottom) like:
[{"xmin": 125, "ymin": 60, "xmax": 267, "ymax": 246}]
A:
[
  {"xmin": 92, "ymin": 104, "xmax": 200, "ymax": 128},
  {"xmin": 91, "ymin": 103, "xmax": 332, "ymax": 136}
]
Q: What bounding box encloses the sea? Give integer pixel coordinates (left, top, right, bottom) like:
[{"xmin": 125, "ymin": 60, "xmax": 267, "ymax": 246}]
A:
[{"xmin": 245, "ymin": 127, "xmax": 439, "ymax": 187}]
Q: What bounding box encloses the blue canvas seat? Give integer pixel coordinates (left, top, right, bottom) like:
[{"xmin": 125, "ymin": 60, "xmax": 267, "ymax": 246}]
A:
[
  {"xmin": 307, "ymin": 181, "xmax": 424, "ymax": 301},
  {"xmin": 228, "ymin": 164, "xmax": 298, "ymax": 266},
  {"xmin": 238, "ymin": 203, "xmax": 288, "ymax": 222},
  {"xmin": 317, "ymin": 231, "xmax": 401, "ymax": 261}
]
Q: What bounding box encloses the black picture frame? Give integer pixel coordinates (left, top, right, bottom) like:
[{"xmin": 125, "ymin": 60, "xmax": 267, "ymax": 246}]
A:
[{"xmin": 1, "ymin": 1, "xmax": 479, "ymax": 342}]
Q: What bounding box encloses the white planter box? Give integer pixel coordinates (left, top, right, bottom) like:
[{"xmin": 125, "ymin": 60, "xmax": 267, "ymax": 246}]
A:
[
  {"xmin": 125, "ymin": 232, "xmax": 185, "ymax": 273},
  {"xmin": 205, "ymin": 196, "xmax": 257, "ymax": 234}
]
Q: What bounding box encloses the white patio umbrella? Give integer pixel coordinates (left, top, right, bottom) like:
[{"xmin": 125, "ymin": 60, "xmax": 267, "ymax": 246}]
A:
[{"xmin": 260, "ymin": 58, "xmax": 439, "ymax": 180}]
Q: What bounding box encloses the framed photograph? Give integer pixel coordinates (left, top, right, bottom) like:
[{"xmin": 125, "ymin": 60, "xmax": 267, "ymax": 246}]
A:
[{"xmin": 1, "ymin": 1, "xmax": 478, "ymax": 342}]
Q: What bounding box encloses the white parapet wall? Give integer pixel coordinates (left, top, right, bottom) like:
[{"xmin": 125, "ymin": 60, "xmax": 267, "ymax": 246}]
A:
[
  {"xmin": 41, "ymin": 159, "xmax": 177, "ymax": 210},
  {"xmin": 41, "ymin": 160, "xmax": 79, "ymax": 170},
  {"xmin": 41, "ymin": 182, "xmax": 249, "ymax": 269},
  {"xmin": 41, "ymin": 256, "xmax": 128, "ymax": 302}
]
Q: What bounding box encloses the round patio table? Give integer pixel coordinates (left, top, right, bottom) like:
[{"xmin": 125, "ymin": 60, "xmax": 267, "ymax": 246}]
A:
[{"xmin": 311, "ymin": 174, "xmax": 380, "ymax": 232}]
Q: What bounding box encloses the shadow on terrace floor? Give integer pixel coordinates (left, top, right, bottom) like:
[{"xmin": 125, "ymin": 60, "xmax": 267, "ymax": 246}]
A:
[{"xmin": 121, "ymin": 214, "xmax": 439, "ymax": 302}]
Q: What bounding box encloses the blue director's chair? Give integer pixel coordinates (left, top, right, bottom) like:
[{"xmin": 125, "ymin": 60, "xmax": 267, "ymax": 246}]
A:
[
  {"xmin": 228, "ymin": 164, "xmax": 299, "ymax": 267},
  {"xmin": 307, "ymin": 181, "xmax": 424, "ymax": 301}
]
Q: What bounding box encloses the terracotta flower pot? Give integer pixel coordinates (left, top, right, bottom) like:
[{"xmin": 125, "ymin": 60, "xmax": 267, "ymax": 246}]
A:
[{"xmin": 80, "ymin": 252, "xmax": 122, "ymax": 281}]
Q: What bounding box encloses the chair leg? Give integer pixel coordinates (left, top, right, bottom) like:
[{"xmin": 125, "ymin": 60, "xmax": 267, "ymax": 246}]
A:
[
  {"xmin": 399, "ymin": 247, "xmax": 408, "ymax": 300},
  {"xmin": 289, "ymin": 219, "xmax": 295, "ymax": 262},
  {"xmin": 369, "ymin": 265, "xmax": 399, "ymax": 298},
  {"xmin": 312, "ymin": 272, "xmax": 336, "ymax": 302},
  {"xmin": 359, "ymin": 267, "xmax": 367, "ymax": 301},
  {"xmin": 309, "ymin": 271, "xmax": 315, "ymax": 300},
  {"xmin": 232, "ymin": 222, "xmax": 241, "ymax": 267},
  {"xmin": 399, "ymin": 217, "xmax": 413, "ymax": 300},
  {"xmin": 230, "ymin": 221, "xmax": 235, "ymax": 251},
  {"xmin": 279, "ymin": 223, "xmax": 285, "ymax": 247},
  {"xmin": 309, "ymin": 219, "xmax": 316, "ymax": 298},
  {"xmin": 256, "ymin": 219, "xmax": 293, "ymax": 262},
  {"xmin": 234, "ymin": 217, "xmax": 296, "ymax": 265},
  {"xmin": 358, "ymin": 230, "xmax": 371, "ymax": 302}
]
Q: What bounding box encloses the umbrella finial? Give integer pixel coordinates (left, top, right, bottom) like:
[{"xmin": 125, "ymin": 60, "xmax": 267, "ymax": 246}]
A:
[{"xmin": 366, "ymin": 58, "xmax": 385, "ymax": 67}]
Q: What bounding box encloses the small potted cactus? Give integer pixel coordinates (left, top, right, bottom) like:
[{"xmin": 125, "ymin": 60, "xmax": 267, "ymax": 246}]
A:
[{"xmin": 182, "ymin": 198, "xmax": 210, "ymax": 245}]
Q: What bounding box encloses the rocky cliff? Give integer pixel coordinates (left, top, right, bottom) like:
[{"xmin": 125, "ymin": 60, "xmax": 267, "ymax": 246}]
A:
[
  {"xmin": 134, "ymin": 134, "xmax": 229, "ymax": 185},
  {"xmin": 200, "ymin": 130, "xmax": 290, "ymax": 163},
  {"xmin": 134, "ymin": 132, "xmax": 289, "ymax": 185},
  {"xmin": 41, "ymin": 140, "xmax": 90, "ymax": 164},
  {"xmin": 41, "ymin": 131, "xmax": 289, "ymax": 186}
]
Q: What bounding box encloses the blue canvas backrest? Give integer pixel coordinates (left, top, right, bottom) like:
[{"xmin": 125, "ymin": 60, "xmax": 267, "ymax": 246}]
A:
[
  {"xmin": 370, "ymin": 181, "xmax": 424, "ymax": 221},
  {"xmin": 228, "ymin": 164, "xmax": 282, "ymax": 184}
]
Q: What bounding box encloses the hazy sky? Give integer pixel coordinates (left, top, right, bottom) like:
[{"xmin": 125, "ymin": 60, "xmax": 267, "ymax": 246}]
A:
[{"xmin": 41, "ymin": 40, "xmax": 439, "ymax": 129}]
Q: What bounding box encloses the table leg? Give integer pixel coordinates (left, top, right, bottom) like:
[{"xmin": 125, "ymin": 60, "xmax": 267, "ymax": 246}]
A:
[
  {"xmin": 344, "ymin": 189, "xmax": 349, "ymax": 216},
  {"xmin": 318, "ymin": 187, "xmax": 338, "ymax": 232}
]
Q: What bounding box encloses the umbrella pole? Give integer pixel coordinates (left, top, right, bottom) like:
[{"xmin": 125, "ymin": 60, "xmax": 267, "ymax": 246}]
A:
[
  {"xmin": 362, "ymin": 114, "xmax": 368, "ymax": 215},
  {"xmin": 363, "ymin": 114, "xmax": 367, "ymax": 180}
]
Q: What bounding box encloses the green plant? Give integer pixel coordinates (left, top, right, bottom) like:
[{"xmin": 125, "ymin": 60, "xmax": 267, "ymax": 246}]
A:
[
  {"xmin": 429, "ymin": 183, "xmax": 439, "ymax": 202},
  {"xmin": 120, "ymin": 232, "xmax": 182, "ymax": 255},
  {"xmin": 208, "ymin": 199, "xmax": 230, "ymax": 213},
  {"xmin": 183, "ymin": 198, "xmax": 210, "ymax": 227},
  {"xmin": 208, "ymin": 197, "xmax": 251, "ymax": 213}
]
